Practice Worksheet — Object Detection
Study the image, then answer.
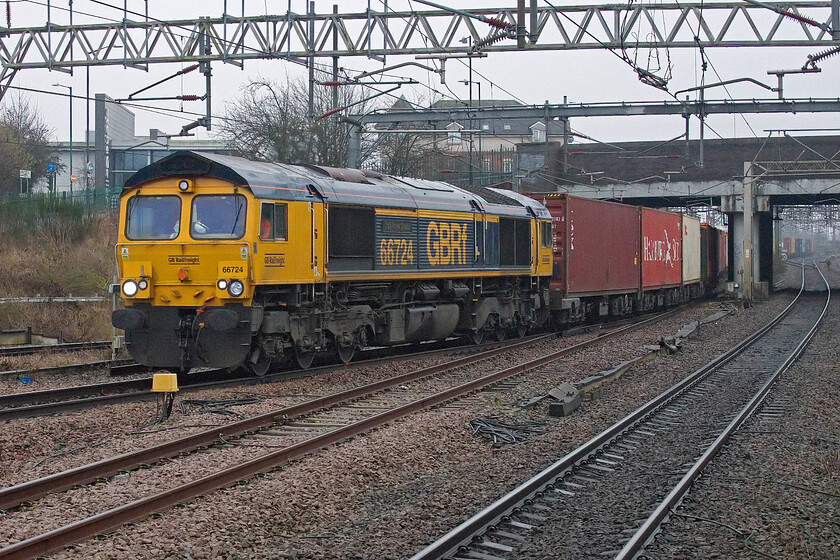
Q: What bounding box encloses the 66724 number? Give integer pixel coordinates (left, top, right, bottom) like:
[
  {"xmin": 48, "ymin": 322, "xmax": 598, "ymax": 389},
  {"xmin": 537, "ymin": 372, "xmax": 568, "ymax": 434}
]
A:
[{"xmin": 379, "ymin": 238, "xmax": 414, "ymax": 266}]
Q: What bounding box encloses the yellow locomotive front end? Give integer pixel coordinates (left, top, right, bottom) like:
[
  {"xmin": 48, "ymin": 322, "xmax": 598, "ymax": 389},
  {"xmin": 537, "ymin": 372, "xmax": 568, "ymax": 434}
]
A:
[{"xmin": 112, "ymin": 175, "xmax": 258, "ymax": 371}]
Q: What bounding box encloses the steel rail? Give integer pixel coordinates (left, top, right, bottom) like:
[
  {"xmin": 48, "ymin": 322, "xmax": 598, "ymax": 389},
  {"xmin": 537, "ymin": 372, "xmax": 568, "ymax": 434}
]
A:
[
  {"xmin": 0, "ymin": 359, "xmax": 130, "ymax": 380},
  {"xmin": 0, "ymin": 310, "xmax": 677, "ymax": 509},
  {"xmin": 0, "ymin": 309, "xmax": 673, "ymax": 419},
  {"xmin": 0, "ymin": 333, "xmax": 551, "ymax": 511},
  {"xmin": 0, "ymin": 371, "xmax": 224, "ymax": 420},
  {"xmin": 614, "ymin": 263, "xmax": 829, "ymax": 560},
  {"xmin": 0, "ymin": 341, "xmax": 110, "ymax": 357},
  {"xmin": 0, "ymin": 310, "xmax": 679, "ymax": 558},
  {"xmin": 408, "ymin": 269, "xmax": 808, "ymax": 560},
  {"xmin": 0, "ymin": 333, "xmax": 546, "ymax": 420}
]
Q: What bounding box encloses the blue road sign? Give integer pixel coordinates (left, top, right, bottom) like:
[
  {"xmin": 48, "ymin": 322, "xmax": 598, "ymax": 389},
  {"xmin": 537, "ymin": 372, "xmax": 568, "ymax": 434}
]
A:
[{"xmin": 46, "ymin": 163, "xmax": 55, "ymax": 173}]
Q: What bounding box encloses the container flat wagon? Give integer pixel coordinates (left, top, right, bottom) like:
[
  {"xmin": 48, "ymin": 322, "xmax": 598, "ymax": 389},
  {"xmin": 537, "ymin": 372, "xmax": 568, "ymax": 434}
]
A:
[
  {"xmin": 640, "ymin": 207, "xmax": 683, "ymax": 308},
  {"xmin": 531, "ymin": 194, "xmax": 641, "ymax": 324}
]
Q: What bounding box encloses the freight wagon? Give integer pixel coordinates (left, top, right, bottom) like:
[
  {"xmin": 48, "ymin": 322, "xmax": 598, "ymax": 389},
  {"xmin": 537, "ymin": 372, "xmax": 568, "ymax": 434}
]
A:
[
  {"xmin": 529, "ymin": 194, "xmax": 720, "ymax": 326},
  {"xmin": 700, "ymin": 223, "xmax": 729, "ymax": 291}
]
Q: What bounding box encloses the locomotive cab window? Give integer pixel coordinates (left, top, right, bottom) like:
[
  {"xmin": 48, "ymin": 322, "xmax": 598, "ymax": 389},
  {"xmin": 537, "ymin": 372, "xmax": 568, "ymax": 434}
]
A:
[
  {"xmin": 190, "ymin": 194, "xmax": 247, "ymax": 239},
  {"xmin": 259, "ymin": 202, "xmax": 288, "ymax": 241},
  {"xmin": 125, "ymin": 195, "xmax": 181, "ymax": 240},
  {"xmin": 541, "ymin": 221, "xmax": 552, "ymax": 248}
]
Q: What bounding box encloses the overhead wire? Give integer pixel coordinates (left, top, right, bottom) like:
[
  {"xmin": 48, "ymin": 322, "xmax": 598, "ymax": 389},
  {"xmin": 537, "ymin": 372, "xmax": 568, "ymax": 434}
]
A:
[
  {"xmin": 19, "ymin": 0, "xmax": 429, "ymax": 116},
  {"xmin": 540, "ymin": 0, "xmax": 730, "ymax": 144}
]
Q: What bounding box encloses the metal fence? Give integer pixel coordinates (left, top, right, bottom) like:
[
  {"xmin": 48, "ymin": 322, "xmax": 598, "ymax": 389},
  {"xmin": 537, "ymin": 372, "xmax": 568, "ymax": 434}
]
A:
[{"xmin": 0, "ymin": 190, "xmax": 117, "ymax": 241}]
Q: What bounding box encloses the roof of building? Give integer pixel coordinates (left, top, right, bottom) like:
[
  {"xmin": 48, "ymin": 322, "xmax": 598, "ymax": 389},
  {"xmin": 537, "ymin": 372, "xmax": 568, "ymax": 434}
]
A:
[{"xmin": 380, "ymin": 98, "xmax": 566, "ymax": 137}]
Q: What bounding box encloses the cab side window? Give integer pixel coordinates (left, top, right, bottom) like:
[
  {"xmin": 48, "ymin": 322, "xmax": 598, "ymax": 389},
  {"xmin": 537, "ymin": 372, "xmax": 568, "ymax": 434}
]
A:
[
  {"xmin": 260, "ymin": 203, "xmax": 288, "ymax": 241},
  {"xmin": 541, "ymin": 221, "xmax": 552, "ymax": 248}
]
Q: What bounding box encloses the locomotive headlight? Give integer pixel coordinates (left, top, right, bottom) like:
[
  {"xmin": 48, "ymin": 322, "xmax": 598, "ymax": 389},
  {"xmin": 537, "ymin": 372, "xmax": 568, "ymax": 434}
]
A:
[
  {"xmin": 122, "ymin": 280, "xmax": 139, "ymax": 297},
  {"xmin": 227, "ymin": 279, "xmax": 245, "ymax": 298},
  {"xmin": 138, "ymin": 279, "xmax": 148, "ymax": 290},
  {"xmin": 178, "ymin": 179, "xmax": 192, "ymax": 192},
  {"xmin": 217, "ymin": 279, "xmax": 228, "ymax": 290}
]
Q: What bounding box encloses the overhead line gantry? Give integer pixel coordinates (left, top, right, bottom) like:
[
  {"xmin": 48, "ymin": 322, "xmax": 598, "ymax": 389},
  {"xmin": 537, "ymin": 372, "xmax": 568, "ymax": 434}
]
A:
[{"xmin": 0, "ymin": 1, "xmax": 838, "ymax": 101}]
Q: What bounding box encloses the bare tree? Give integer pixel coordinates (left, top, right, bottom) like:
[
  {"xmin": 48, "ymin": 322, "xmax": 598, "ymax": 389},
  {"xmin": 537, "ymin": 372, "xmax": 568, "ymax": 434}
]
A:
[
  {"xmin": 0, "ymin": 95, "xmax": 59, "ymax": 195},
  {"xmin": 219, "ymin": 72, "xmax": 375, "ymax": 167},
  {"xmin": 364, "ymin": 92, "xmax": 443, "ymax": 177}
]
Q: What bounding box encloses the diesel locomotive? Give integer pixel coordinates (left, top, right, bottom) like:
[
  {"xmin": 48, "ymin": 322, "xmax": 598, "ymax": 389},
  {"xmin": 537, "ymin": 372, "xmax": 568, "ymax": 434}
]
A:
[{"xmin": 111, "ymin": 151, "xmax": 555, "ymax": 375}]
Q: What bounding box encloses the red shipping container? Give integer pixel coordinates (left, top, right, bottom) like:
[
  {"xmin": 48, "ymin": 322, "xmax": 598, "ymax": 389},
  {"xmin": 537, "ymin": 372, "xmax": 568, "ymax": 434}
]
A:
[
  {"xmin": 717, "ymin": 228, "xmax": 728, "ymax": 279},
  {"xmin": 641, "ymin": 208, "xmax": 682, "ymax": 289},
  {"xmin": 533, "ymin": 194, "xmax": 640, "ymax": 298}
]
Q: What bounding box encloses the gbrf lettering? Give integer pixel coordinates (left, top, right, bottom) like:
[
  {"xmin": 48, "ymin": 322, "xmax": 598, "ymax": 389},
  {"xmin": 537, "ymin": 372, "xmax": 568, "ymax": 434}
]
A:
[{"xmin": 427, "ymin": 221, "xmax": 468, "ymax": 266}]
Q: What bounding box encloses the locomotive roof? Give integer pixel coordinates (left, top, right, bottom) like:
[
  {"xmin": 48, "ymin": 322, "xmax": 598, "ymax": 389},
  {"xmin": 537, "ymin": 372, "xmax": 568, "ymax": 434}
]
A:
[{"xmin": 122, "ymin": 151, "xmax": 551, "ymax": 219}]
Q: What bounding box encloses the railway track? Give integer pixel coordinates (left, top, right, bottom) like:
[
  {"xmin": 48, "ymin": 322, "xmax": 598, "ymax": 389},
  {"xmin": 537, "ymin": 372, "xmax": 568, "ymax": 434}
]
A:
[
  {"xmin": 0, "ymin": 309, "xmax": 681, "ymax": 560},
  {"xmin": 0, "ymin": 333, "xmax": 543, "ymax": 420},
  {"xmin": 0, "ymin": 359, "xmax": 146, "ymax": 381},
  {"xmin": 408, "ymin": 263, "xmax": 828, "ymax": 560},
  {"xmin": 0, "ymin": 340, "xmax": 111, "ymax": 358},
  {"xmin": 0, "ymin": 311, "xmax": 673, "ymax": 420}
]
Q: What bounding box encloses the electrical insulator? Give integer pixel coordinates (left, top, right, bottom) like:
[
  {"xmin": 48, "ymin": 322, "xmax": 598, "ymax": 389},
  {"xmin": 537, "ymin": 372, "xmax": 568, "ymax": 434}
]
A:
[{"xmin": 808, "ymin": 46, "xmax": 840, "ymax": 65}]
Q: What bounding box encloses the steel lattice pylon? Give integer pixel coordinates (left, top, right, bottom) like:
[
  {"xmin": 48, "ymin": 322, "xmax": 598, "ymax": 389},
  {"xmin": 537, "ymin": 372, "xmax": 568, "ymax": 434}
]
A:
[{"xmin": 0, "ymin": 2, "xmax": 838, "ymax": 100}]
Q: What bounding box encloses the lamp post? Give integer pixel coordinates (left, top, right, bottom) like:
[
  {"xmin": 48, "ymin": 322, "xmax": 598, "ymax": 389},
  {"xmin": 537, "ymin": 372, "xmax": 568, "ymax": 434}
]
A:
[
  {"xmin": 458, "ymin": 36, "xmax": 485, "ymax": 185},
  {"xmin": 86, "ymin": 64, "xmax": 90, "ymax": 197},
  {"xmin": 460, "ymin": 78, "xmax": 481, "ymax": 183},
  {"xmin": 53, "ymin": 83, "xmax": 73, "ymax": 198}
]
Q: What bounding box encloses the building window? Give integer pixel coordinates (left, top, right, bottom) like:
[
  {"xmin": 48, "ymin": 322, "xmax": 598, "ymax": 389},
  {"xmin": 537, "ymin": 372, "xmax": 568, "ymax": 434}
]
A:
[
  {"xmin": 445, "ymin": 122, "xmax": 464, "ymax": 145},
  {"xmin": 503, "ymin": 159, "xmax": 512, "ymax": 173},
  {"xmin": 503, "ymin": 124, "xmax": 511, "ymax": 131},
  {"xmin": 532, "ymin": 128, "xmax": 546, "ymax": 143}
]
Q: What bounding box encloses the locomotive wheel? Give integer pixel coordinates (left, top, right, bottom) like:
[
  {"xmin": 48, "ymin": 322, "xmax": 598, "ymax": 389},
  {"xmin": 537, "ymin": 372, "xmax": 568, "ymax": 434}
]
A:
[
  {"xmin": 248, "ymin": 354, "xmax": 272, "ymax": 377},
  {"xmin": 336, "ymin": 344, "xmax": 355, "ymax": 364},
  {"xmin": 295, "ymin": 347, "xmax": 315, "ymax": 369},
  {"xmin": 494, "ymin": 327, "xmax": 507, "ymax": 342}
]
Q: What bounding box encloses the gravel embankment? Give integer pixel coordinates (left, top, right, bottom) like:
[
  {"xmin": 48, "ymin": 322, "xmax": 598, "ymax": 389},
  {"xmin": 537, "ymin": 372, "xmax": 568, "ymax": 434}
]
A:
[
  {"xmin": 513, "ymin": 293, "xmax": 828, "ymax": 559},
  {"xmin": 0, "ymin": 297, "xmax": 803, "ymax": 558},
  {"xmin": 0, "ymin": 303, "xmax": 715, "ymax": 488}
]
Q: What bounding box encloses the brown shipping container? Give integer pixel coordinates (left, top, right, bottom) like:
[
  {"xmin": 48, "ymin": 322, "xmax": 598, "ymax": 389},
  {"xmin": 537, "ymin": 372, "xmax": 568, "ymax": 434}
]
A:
[
  {"xmin": 534, "ymin": 194, "xmax": 641, "ymax": 297},
  {"xmin": 641, "ymin": 207, "xmax": 682, "ymax": 289}
]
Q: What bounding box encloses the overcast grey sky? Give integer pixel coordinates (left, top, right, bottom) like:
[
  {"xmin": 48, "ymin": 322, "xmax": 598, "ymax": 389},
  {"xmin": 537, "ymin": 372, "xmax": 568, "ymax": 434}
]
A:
[{"xmin": 5, "ymin": 0, "xmax": 838, "ymax": 149}]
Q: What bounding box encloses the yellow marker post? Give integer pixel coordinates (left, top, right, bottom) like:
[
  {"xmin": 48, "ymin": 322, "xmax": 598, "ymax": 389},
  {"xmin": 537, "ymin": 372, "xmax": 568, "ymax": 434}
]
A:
[
  {"xmin": 151, "ymin": 373, "xmax": 179, "ymax": 422},
  {"xmin": 151, "ymin": 373, "xmax": 179, "ymax": 393}
]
